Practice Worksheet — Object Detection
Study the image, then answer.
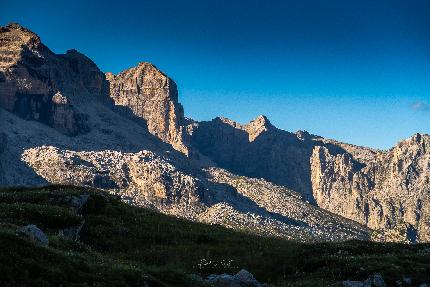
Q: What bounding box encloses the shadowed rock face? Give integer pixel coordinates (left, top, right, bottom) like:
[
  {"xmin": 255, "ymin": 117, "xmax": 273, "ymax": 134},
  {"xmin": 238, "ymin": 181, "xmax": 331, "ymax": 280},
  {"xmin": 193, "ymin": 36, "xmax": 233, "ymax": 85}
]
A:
[
  {"xmin": 0, "ymin": 23, "xmax": 104, "ymax": 135},
  {"xmin": 189, "ymin": 115, "xmax": 341, "ymax": 203}
]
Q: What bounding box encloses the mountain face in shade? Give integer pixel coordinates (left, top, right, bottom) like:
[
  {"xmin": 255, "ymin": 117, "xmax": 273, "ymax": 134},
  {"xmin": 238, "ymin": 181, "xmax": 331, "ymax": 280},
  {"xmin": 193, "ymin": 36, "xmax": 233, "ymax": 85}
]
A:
[{"xmin": 1, "ymin": 23, "xmax": 429, "ymax": 243}]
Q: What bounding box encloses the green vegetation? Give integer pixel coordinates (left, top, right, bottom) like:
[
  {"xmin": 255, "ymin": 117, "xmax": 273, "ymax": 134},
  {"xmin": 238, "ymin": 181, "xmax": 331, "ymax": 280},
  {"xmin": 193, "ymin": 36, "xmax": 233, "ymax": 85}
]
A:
[{"xmin": 0, "ymin": 186, "xmax": 429, "ymax": 286}]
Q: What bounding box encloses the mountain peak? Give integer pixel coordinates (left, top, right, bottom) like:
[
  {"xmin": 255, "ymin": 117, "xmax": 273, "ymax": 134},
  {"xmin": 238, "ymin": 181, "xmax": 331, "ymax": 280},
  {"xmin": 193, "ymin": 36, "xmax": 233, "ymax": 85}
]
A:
[
  {"xmin": 245, "ymin": 115, "xmax": 275, "ymax": 141},
  {"xmin": 0, "ymin": 23, "xmax": 44, "ymax": 70},
  {"xmin": 137, "ymin": 61, "xmax": 156, "ymax": 68},
  {"xmin": 1, "ymin": 22, "xmax": 40, "ymax": 42},
  {"xmin": 2, "ymin": 23, "xmax": 430, "ymax": 245},
  {"xmin": 4, "ymin": 22, "xmax": 34, "ymax": 33},
  {"xmin": 396, "ymin": 133, "xmax": 429, "ymax": 147},
  {"xmin": 252, "ymin": 114, "xmax": 270, "ymax": 123},
  {"xmin": 106, "ymin": 60, "xmax": 187, "ymax": 153}
]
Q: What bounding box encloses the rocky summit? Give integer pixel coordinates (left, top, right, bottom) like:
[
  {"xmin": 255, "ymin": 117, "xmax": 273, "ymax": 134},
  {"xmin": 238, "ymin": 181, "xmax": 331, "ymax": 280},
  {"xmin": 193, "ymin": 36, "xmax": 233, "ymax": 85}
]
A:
[{"xmin": 1, "ymin": 23, "xmax": 429, "ymax": 243}]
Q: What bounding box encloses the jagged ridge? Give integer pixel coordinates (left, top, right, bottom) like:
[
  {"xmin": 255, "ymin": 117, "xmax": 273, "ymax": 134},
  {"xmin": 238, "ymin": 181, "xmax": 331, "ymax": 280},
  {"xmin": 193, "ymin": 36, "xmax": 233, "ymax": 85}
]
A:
[{"xmin": 1, "ymin": 23, "xmax": 429, "ymax": 243}]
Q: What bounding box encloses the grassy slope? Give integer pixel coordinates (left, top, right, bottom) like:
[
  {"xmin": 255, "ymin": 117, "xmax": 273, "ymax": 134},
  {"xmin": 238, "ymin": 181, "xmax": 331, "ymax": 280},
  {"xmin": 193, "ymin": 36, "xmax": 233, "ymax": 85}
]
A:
[{"xmin": 0, "ymin": 186, "xmax": 429, "ymax": 287}]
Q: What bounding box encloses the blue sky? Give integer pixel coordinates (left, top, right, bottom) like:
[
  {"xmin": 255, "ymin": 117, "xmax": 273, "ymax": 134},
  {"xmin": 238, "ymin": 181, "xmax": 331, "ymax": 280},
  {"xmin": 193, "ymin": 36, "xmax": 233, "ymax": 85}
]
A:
[{"xmin": 2, "ymin": 0, "xmax": 430, "ymax": 149}]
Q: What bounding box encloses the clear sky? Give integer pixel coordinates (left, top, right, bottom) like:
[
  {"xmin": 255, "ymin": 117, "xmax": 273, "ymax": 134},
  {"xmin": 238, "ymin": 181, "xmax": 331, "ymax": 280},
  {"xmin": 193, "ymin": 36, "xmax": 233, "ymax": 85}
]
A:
[{"xmin": 2, "ymin": 0, "xmax": 430, "ymax": 149}]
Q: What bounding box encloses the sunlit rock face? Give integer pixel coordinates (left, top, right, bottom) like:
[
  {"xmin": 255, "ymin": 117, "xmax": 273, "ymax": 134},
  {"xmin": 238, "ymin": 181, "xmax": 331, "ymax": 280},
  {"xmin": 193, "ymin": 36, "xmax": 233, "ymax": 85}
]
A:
[
  {"xmin": 20, "ymin": 144, "xmax": 371, "ymax": 242},
  {"xmin": 106, "ymin": 63, "xmax": 189, "ymax": 154},
  {"xmin": 311, "ymin": 134, "xmax": 430, "ymax": 243},
  {"xmin": 21, "ymin": 147, "xmax": 206, "ymax": 217}
]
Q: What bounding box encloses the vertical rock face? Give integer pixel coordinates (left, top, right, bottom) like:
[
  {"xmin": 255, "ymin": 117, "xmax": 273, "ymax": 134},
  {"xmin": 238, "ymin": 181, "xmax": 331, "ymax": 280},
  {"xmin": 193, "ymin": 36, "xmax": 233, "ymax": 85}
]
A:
[
  {"xmin": 0, "ymin": 23, "xmax": 108, "ymax": 135},
  {"xmin": 50, "ymin": 92, "xmax": 79, "ymax": 135},
  {"xmin": 190, "ymin": 115, "xmax": 327, "ymax": 202},
  {"xmin": 0, "ymin": 23, "xmax": 43, "ymax": 70},
  {"xmin": 311, "ymin": 134, "xmax": 430, "ymax": 243},
  {"xmin": 244, "ymin": 115, "xmax": 274, "ymax": 142},
  {"xmin": 0, "ymin": 23, "xmax": 51, "ymax": 114},
  {"xmin": 106, "ymin": 63, "xmax": 189, "ymax": 154},
  {"xmin": 310, "ymin": 146, "xmax": 371, "ymax": 225},
  {"xmin": 0, "ymin": 23, "xmax": 186, "ymax": 146}
]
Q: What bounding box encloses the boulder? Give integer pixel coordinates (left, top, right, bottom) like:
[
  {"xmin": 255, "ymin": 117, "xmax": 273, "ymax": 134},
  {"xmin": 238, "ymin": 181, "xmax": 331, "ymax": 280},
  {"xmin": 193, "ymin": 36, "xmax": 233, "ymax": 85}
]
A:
[
  {"xmin": 343, "ymin": 274, "xmax": 386, "ymax": 287},
  {"xmin": 364, "ymin": 273, "xmax": 386, "ymax": 287},
  {"xmin": 206, "ymin": 269, "xmax": 262, "ymax": 287},
  {"xmin": 17, "ymin": 224, "xmax": 49, "ymax": 246},
  {"xmin": 234, "ymin": 269, "xmax": 262, "ymax": 286}
]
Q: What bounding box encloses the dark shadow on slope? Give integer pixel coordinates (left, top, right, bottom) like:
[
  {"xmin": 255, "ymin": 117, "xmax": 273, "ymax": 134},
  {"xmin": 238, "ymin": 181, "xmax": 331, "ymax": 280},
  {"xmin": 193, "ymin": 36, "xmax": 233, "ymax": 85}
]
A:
[
  {"xmin": 201, "ymin": 178, "xmax": 308, "ymax": 228},
  {"xmin": 190, "ymin": 118, "xmax": 367, "ymax": 205}
]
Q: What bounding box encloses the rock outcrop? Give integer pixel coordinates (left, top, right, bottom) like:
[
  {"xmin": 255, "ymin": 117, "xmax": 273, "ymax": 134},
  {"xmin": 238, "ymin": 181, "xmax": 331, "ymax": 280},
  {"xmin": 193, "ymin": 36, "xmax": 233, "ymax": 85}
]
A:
[
  {"xmin": 20, "ymin": 145, "xmax": 369, "ymax": 241},
  {"xmin": 0, "ymin": 22, "xmax": 189, "ymax": 147},
  {"xmin": 311, "ymin": 134, "xmax": 430, "ymax": 243},
  {"xmin": 0, "ymin": 23, "xmax": 108, "ymax": 135},
  {"xmin": 205, "ymin": 269, "xmax": 263, "ymax": 287},
  {"xmin": 17, "ymin": 224, "xmax": 49, "ymax": 246},
  {"xmin": 106, "ymin": 63, "xmax": 189, "ymax": 154},
  {"xmin": 22, "ymin": 146, "xmax": 205, "ymax": 216},
  {"xmin": 189, "ymin": 115, "xmax": 364, "ymax": 203},
  {"xmin": 190, "ymin": 116, "xmax": 312, "ymax": 198}
]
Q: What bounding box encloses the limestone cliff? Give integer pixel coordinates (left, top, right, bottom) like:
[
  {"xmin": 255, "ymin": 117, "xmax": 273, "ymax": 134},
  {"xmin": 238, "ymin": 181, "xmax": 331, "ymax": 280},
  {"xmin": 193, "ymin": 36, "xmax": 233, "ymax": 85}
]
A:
[
  {"xmin": 106, "ymin": 63, "xmax": 189, "ymax": 154},
  {"xmin": 311, "ymin": 134, "xmax": 430, "ymax": 243},
  {"xmin": 190, "ymin": 115, "xmax": 430, "ymax": 242},
  {"xmin": 0, "ymin": 23, "xmax": 107, "ymax": 135},
  {"xmin": 1, "ymin": 23, "xmax": 428, "ymax": 243},
  {"xmin": 1, "ymin": 23, "xmax": 372, "ymax": 242},
  {"xmin": 190, "ymin": 115, "xmax": 337, "ymax": 202},
  {"xmin": 0, "ymin": 23, "xmax": 188, "ymax": 151}
]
